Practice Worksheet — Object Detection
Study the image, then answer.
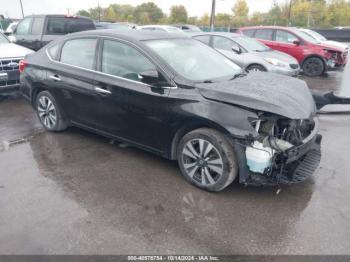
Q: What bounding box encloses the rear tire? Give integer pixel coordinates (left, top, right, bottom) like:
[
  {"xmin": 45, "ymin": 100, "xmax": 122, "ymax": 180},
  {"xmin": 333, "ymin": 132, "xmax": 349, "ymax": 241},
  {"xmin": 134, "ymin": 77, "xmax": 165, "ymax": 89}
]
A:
[
  {"xmin": 302, "ymin": 57, "xmax": 325, "ymax": 77},
  {"xmin": 177, "ymin": 128, "xmax": 238, "ymax": 192},
  {"xmin": 35, "ymin": 91, "xmax": 68, "ymax": 132}
]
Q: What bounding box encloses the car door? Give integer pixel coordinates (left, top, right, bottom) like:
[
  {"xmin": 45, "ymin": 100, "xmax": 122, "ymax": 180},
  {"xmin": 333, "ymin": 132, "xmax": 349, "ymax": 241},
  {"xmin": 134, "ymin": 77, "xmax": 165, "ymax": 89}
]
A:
[
  {"xmin": 46, "ymin": 37, "xmax": 99, "ymax": 127},
  {"xmin": 274, "ymin": 29, "xmax": 305, "ymax": 63},
  {"xmin": 92, "ymin": 38, "xmax": 173, "ymax": 153},
  {"xmin": 211, "ymin": 35, "xmax": 246, "ymax": 68},
  {"xmin": 13, "ymin": 17, "xmax": 33, "ymax": 49}
]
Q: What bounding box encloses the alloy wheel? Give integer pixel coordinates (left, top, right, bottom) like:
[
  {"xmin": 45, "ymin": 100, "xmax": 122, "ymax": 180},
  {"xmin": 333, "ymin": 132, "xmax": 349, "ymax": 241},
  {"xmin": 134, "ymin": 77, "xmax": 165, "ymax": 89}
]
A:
[
  {"xmin": 37, "ymin": 96, "xmax": 57, "ymax": 129},
  {"xmin": 181, "ymin": 138, "xmax": 224, "ymax": 186}
]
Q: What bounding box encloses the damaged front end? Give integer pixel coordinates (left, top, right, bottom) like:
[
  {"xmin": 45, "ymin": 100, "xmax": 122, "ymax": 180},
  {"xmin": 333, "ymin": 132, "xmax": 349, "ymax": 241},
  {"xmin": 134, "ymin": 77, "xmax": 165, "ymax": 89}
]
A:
[{"xmin": 234, "ymin": 115, "xmax": 322, "ymax": 186}]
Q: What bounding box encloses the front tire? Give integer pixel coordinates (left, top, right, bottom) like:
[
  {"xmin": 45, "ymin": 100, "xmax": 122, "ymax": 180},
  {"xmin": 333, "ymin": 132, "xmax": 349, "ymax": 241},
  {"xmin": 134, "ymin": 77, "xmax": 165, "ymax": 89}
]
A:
[
  {"xmin": 177, "ymin": 128, "xmax": 238, "ymax": 192},
  {"xmin": 36, "ymin": 91, "xmax": 68, "ymax": 132},
  {"xmin": 302, "ymin": 57, "xmax": 325, "ymax": 77},
  {"xmin": 246, "ymin": 64, "xmax": 266, "ymax": 72}
]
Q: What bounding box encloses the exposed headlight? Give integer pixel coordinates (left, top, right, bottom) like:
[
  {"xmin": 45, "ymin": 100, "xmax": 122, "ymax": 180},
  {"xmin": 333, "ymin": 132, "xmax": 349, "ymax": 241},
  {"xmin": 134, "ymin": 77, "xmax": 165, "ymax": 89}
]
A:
[{"xmin": 264, "ymin": 58, "xmax": 289, "ymax": 68}]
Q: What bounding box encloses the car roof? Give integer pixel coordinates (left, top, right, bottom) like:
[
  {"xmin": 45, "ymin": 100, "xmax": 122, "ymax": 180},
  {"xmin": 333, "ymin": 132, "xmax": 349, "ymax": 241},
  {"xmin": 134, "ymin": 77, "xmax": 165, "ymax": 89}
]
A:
[
  {"xmin": 139, "ymin": 25, "xmax": 175, "ymax": 28},
  {"xmin": 189, "ymin": 31, "xmax": 242, "ymax": 38},
  {"xmin": 24, "ymin": 14, "xmax": 92, "ymax": 20},
  {"xmin": 66, "ymin": 29, "xmax": 189, "ymax": 41},
  {"xmin": 240, "ymin": 26, "xmax": 296, "ymax": 31}
]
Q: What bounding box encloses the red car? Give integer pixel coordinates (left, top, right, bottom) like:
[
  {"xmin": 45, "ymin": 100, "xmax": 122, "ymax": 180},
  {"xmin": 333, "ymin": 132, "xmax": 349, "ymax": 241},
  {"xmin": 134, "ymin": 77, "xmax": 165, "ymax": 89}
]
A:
[{"xmin": 238, "ymin": 26, "xmax": 348, "ymax": 76}]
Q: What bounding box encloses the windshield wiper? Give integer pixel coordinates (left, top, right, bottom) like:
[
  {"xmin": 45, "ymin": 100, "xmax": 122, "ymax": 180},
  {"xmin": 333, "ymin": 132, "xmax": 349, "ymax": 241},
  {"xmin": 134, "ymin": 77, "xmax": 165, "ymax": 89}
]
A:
[{"xmin": 230, "ymin": 72, "xmax": 247, "ymax": 80}]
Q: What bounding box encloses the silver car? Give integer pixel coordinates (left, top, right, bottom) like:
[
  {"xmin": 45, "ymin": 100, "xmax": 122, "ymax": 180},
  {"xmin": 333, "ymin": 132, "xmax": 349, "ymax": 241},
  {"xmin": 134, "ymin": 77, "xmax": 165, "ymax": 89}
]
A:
[{"xmin": 191, "ymin": 32, "xmax": 300, "ymax": 76}]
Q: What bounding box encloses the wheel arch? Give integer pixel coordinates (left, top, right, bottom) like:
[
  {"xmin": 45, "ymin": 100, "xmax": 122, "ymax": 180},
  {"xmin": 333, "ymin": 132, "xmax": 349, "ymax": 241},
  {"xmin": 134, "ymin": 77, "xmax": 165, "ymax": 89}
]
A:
[
  {"xmin": 246, "ymin": 63, "xmax": 267, "ymax": 72},
  {"xmin": 169, "ymin": 118, "xmax": 234, "ymax": 160},
  {"xmin": 301, "ymin": 54, "xmax": 327, "ymax": 68}
]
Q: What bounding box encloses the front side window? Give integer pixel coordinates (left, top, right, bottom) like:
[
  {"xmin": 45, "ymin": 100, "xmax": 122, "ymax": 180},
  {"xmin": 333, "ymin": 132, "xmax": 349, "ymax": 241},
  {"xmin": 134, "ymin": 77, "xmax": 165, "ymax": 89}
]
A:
[
  {"xmin": 60, "ymin": 38, "xmax": 97, "ymax": 70},
  {"xmin": 234, "ymin": 36, "xmax": 270, "ymax": 52},
  {"xmin": 275, "ymin": 30, "xmax": 299, "ymax": 44},
  {"xmin": 102, "ymin": 40, "xmax": 156, "ymax": 82},
  {"xmin": 145, "ymin": 38, "xmax": 241, "ymax": 82},
  {"xmin": 212, "ymin": 36, "xmax": 237, "ymax": 51},
  {"xmin": 16, "ymin": 18, "xmax": 32, "ymax": 35},
  {"xmin": 255, "ymin": 29, "xmax": 274, "ymax": 40},
  {"xmin": 296, "ymin": 30, "xmax": 320, "ymax": 44}
]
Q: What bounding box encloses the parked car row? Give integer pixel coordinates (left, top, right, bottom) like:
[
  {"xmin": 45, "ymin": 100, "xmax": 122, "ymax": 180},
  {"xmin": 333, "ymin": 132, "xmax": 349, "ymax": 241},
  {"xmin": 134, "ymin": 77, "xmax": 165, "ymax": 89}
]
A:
[
  {"xmin": 238, "ymin": 26, "xmax": 348, "ymax": 76},
  {"xmin": 18, "ymin": 29, "xmax": 323, "ymax": 192},
  {"xmin": 4, "ymin": 14, "xmax": 348, "ymax": 77}
]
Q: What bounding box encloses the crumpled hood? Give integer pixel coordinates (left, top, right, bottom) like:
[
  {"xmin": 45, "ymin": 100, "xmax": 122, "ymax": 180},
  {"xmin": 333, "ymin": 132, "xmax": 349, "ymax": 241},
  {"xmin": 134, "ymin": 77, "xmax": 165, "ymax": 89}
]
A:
[
  {"xmin": 196, "ymin": 72, "xmax": 316, "ymax": 119},
  {"xmin": 0, "ymin": 43, "xmax": 34, "ymax": 59}
]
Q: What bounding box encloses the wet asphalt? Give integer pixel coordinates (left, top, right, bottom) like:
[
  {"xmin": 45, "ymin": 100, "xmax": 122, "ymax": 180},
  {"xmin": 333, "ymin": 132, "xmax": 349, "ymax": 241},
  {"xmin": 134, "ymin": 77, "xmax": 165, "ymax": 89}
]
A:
[{"xmin": 1, "ymin": 49, "xmax": 350, "ymax": 255}]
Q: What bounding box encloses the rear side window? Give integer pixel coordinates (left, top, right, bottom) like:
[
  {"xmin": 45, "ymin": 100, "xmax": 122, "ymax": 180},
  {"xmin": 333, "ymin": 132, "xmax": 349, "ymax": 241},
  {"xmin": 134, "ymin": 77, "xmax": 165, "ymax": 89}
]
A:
[
  {"xmin": 16, "ymin": 17, "xmax": 32, "ymax": 35},
  {"xmin": 47, "ymin": 18, "xmax": 65, "ymax": 34},
  {"xmin": 31, "ymin": 17, "xmax": 44, "ymax": 35},
  {"xmin": 102, "ymin": 40, "xmax": 156, "ymax": 82},
  {"xmin": 66, "ymin": 19, "xmax": 95, "ymax": 33},
  {"xmin": 60, "ymin": 38, "xmax": 97, "ymax": 70},
  {"xmin": 242, "ymin": 29, "xmax": 255, "ymax": 37},
  {"xmin": 255, "ymin": 29, "xmax": 274, "ymax": 40},
  {"xmin": 193, "ymin": 35, "xmax": 211, "ymax": 45},
  {"xmin": 46, "ymin": 18, "xmax": 95, "ymax": 35}
]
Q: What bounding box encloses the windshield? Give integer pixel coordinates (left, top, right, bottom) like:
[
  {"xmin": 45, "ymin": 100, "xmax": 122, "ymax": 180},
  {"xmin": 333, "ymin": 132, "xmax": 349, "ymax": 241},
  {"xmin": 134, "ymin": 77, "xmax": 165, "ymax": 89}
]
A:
[
  {"xmin": 296, "ymin": 30, "xmax": 321, "ymax": 44},
  {"xmin": 145, "ymin": 38, "xmax": 242, "ymax": 82},
  {"xmin": 302, "ymin": 29, "xmax": 327, "ymax": 42},
  {"xmin": 233, "ymin": 36, "xmax": 270, "ymax": 52},
  {"xmin": 0, "ymin": 33, "xmax": 9, "ymax": 43}
]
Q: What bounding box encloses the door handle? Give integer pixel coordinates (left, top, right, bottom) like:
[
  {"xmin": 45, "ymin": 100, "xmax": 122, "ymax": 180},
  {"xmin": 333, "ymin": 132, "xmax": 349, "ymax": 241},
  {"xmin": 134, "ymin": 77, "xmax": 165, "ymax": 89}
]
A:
[
  {"xmin": 94, "ymin": 86, "xmax": 111, "ymax": 95},
  {"xmin": 49, "ymin": 75, "xmax": 61, "ymax": 81}
]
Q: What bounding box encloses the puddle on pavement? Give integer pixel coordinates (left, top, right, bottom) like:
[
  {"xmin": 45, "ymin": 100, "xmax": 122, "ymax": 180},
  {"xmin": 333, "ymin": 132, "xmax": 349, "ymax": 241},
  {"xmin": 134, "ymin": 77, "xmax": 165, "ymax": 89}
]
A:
[{"xmin": 0, "ymin": 128, "xmax": 44, "ymax": 152}]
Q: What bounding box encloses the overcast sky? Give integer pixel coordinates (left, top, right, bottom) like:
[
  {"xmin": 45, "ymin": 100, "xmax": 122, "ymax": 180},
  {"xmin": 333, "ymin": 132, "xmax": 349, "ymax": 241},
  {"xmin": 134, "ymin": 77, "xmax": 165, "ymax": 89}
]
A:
[{"xmin": 1, "ymin": 0, "xmax": 287, "ymax": 19}]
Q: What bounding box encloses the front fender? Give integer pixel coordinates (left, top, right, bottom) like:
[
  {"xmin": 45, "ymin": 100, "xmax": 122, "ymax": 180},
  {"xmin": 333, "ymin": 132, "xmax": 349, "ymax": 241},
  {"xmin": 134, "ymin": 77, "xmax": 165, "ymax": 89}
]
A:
[{"xmin": 168, "ymin": 99, "xmax": 259, "ymax": 159}]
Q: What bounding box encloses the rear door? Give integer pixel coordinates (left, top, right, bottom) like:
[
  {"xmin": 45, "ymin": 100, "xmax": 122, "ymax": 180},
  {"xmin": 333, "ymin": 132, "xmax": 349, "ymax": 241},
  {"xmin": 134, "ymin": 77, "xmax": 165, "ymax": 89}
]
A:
[{"xmin": 46, "ymin": 37, "xmax": 98, "ymax": 127}]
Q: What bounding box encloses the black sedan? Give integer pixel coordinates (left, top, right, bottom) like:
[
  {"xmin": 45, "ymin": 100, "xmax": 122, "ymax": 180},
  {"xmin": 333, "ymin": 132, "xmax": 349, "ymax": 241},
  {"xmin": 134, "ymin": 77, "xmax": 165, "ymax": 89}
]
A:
[{"xmin": 19, "ymin": 29, "xmax": 322, "ymax": 192}]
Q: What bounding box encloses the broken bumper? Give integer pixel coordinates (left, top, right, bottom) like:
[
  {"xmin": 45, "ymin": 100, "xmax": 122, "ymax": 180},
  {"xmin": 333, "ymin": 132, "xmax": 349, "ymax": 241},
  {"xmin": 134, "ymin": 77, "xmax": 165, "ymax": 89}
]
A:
[{"xmin": 234, "ymin": 130, "xmax": 322, "ymax": 187}]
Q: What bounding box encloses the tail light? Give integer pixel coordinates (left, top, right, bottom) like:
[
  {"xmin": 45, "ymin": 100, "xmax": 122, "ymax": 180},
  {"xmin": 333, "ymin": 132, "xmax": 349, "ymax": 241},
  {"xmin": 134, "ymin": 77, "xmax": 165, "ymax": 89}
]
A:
[{"xmin": 19, "ymin": 60, "xmax": 28, "ymax": 73}]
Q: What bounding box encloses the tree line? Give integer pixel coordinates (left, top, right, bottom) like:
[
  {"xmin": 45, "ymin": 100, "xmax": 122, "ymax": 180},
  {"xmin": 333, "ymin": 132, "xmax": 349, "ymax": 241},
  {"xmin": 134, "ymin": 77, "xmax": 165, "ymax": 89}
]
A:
[{"xmin": 77, "ymin": 0, "xmax": 350, "ymax": 28}]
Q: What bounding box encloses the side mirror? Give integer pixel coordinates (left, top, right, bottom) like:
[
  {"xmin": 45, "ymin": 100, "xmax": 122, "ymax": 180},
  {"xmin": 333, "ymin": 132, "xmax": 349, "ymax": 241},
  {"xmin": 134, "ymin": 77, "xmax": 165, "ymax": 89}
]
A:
[
  {"xmin": 138, "ymin": 70, "xmax": 159, "ymax": 85},
  {"xmin": 232, "ymin": 45, "xmax": 242, "ymax": 54},
  {"xmin": 293, "ymin": 40, "xmax": 301, "ymax": 46}
]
